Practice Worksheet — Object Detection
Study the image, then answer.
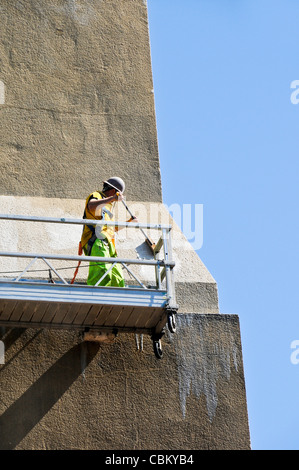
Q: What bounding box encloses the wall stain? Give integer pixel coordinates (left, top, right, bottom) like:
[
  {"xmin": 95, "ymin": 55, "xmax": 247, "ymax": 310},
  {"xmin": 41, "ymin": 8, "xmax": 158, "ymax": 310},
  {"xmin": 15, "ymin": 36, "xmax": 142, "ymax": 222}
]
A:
[{"xmin": 171, "ymin": 314, "xmax": 239, "ymax": 422}]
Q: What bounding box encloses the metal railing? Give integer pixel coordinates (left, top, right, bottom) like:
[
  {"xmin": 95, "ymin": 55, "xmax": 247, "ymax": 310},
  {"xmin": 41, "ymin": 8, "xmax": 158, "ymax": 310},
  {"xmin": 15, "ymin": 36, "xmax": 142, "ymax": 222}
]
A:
[{"xmin": 0, "ymin": 214, "xmax": 177, "ymax": 308}]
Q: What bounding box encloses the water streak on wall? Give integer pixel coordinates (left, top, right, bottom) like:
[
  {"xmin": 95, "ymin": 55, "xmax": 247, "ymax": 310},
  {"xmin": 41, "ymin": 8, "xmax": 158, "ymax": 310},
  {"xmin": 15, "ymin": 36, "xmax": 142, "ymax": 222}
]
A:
[{"xmin": 172, "ymin": 314, "xmax": 239, "ymax": 422}]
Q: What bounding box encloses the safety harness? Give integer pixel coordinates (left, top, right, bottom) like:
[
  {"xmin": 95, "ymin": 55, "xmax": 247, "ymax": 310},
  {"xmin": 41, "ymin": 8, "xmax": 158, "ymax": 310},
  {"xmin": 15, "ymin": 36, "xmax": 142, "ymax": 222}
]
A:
[
  {"xmin": 84, "ymin": 218, "xmax": 98, "ymax": 256},
  {"xmin": 71, "ymin": 209, "xmax": 97, "ymax": 284}
]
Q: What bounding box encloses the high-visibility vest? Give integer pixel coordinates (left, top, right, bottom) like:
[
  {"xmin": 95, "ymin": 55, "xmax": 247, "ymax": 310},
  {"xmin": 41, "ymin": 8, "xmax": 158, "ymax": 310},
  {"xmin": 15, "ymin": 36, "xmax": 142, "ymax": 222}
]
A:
[{"xmin": 81, "ymin": 191, "xmax": 115, "ymax": 253}]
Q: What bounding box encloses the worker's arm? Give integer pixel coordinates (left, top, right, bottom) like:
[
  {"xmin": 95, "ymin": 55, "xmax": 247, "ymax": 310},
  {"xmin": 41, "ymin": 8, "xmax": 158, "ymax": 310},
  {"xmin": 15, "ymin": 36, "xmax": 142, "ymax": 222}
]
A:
[{"xmin": 87, "ymin": 193, "xmax": 123, "ymax": 216}]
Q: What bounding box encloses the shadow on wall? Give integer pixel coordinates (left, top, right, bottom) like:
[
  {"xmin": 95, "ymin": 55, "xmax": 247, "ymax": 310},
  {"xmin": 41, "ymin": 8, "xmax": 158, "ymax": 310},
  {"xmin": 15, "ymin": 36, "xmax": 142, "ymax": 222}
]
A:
[
  {"xmin": 0, "ymin": 328, "xmax": 26, "ymax": 349},
  {"xmin": 0, "ymin": 328, "xmax": 41, "ymax": 370},
  {"xmin": 0, "ymin": 341, "xmax": 100, "ymax": 450}
]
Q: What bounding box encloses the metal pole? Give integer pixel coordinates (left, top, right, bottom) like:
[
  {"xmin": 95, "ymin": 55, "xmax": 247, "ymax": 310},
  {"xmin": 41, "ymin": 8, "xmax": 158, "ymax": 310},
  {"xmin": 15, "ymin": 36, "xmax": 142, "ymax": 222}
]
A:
[
  {"xmin": 94, "ymin": 262, "xmax": 117, "ymax": 287},
  {"xmin": 120, "ymin": 262, "xmax": 147, "ymax": 289},
  {"xmin": 0, "ymin": 214, "xmax": 172, "ymax": 231},
  {"xmin": 41, "ymin": 258, "xmax": 69, "ymax": 285},
  {"xmin": 161, "ymin": 228, "xmax": 173, "ymax": 302},
  {"xmin": 0, "ymin": 251, "xmax": 174, "ymax": 267},
  {"xmin": 15, "ymin": 257, "xmax": 38, "ymax": 282},
  {"xmin": 166, "ymin": 227, "xmax": 177, "ymax": 308}
]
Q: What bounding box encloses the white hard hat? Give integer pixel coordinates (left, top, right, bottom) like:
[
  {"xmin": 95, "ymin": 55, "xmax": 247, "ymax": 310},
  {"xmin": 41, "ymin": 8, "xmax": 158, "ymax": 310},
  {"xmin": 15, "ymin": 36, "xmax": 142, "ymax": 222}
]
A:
[{"xmin": 103, "ymin": 176, "xmax": 125, "ymax": 193}]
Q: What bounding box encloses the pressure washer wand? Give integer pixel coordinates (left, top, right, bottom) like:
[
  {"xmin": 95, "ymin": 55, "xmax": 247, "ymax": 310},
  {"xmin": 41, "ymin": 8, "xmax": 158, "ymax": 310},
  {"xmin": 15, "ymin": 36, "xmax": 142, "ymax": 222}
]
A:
[{"xmin": 118, "ymin": 195, "xmax": 156, "ymax": 253}]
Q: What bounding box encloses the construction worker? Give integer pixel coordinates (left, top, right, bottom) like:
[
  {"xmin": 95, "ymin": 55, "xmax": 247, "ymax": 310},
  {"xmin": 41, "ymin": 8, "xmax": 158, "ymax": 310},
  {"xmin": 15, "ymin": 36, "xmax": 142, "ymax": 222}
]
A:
[{"xmin": 81, "ymin": 177, "xmax": 136, "ymax": 287}]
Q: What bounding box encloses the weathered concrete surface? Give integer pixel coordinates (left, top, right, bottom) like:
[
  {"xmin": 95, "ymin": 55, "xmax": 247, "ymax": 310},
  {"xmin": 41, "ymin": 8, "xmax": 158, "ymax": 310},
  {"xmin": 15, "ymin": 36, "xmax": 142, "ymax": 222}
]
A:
[
  {"xmin": 0, "ymin": 315, "xmax": 250, "ymax": 450},
  {"xmin": 0, "ymin": 0, "xmax": 250, "ymax": 450},
  {"xmin": 0, "ymin": 0, "xmax": 161, "ymax": 201}
]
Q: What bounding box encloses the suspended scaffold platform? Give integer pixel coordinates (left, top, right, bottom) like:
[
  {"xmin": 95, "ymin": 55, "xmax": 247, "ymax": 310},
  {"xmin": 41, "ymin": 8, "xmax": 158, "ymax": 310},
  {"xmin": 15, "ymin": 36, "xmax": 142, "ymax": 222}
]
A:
[{"xmin": 0, "ymin": 214, "xmax": 178, "ymax": 358}]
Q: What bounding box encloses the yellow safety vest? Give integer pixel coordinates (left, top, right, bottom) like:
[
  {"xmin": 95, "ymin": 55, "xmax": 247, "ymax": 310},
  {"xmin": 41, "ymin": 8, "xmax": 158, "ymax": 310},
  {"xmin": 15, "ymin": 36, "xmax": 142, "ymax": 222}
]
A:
[{"xmin": 81, "ymin": 191, "xmax": 115, "ymax": 250}]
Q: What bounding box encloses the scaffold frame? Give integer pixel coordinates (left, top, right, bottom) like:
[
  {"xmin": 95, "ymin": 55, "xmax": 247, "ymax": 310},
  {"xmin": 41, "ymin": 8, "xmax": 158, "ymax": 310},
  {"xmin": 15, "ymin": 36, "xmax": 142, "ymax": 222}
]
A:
[{"xmin": 0, "ymin": 214, "xmax": 178, "ymax": 358}]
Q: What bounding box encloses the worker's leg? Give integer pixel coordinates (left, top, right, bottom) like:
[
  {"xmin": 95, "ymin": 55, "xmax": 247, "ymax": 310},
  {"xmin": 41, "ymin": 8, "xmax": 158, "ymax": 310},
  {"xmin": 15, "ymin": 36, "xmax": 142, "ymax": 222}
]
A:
[
  {"xmin": 87, "ymin": 238, "xmax": 125, "ymax": 287},
  {"xmin": 107, "ymin": 239, "xmax": 125, "ymax": 287}
]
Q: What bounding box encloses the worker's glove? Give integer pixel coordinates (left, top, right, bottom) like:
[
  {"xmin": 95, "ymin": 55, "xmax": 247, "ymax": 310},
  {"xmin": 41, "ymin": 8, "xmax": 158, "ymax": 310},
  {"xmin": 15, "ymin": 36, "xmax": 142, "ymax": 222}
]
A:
[{"xmin": 115, "ymin": 191, "xmax": 124, "ymax": 201}]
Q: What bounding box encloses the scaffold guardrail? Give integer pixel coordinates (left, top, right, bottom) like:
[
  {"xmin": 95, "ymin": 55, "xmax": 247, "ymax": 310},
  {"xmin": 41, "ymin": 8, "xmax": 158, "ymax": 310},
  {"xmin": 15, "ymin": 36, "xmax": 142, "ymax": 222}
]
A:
[{"xmin": 0, "ymin": 214, "xmax": 178, "ymax": 358}]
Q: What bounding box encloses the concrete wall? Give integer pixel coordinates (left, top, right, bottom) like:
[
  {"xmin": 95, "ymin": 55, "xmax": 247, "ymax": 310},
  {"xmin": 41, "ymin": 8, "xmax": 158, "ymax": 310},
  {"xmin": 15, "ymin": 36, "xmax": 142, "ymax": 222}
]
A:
[
  {"xmin": 0, "ymin": 315, "xmax": 249, "ymax": 450},
  {"xmin": 0, "ymin": 0, "xmax": 250, "ymax": 449},
  {"xmin": 0, "ymin": 0, "xmax": 161, "ymax": 201}
]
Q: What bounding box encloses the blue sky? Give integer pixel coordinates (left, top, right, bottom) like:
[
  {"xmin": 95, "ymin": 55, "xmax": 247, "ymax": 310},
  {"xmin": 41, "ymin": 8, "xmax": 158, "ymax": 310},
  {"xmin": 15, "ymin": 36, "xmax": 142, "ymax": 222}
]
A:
[{"xmin": 147, "ymin": 0, "xmax": 299, "ymax": 450}]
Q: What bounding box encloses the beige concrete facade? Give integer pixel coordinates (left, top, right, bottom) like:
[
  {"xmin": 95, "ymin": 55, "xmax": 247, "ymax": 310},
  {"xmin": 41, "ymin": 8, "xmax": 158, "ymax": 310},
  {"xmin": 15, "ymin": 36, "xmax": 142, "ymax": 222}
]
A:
[
  {"xmin": 0, "ymin": 0, "xmax": 161, "ymax": 201},
  {"xmin": 0, "ymin": 0, "xmax": 250, "ymax": 449}
]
